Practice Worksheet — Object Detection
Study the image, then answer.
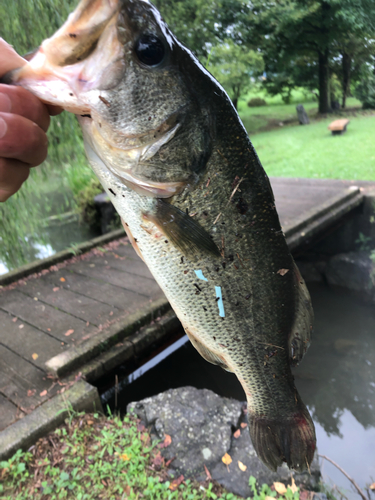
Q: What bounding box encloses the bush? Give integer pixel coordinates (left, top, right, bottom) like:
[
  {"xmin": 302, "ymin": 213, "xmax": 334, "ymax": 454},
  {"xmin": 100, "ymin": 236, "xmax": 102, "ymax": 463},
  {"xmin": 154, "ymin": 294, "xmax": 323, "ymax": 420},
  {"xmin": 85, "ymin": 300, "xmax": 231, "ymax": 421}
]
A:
[
  {"xmin": 248, "ymin": 97, "xmax": 267, "ymax": 107},
  {"xmin": 354, "ymin": 73, "xmax": 375, "ymax": 109}
]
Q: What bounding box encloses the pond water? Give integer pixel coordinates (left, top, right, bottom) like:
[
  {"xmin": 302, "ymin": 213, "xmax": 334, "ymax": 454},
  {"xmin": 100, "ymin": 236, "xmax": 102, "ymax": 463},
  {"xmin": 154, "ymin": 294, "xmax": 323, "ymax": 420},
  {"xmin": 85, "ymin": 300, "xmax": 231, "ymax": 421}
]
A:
[{"xmin": 101, "ymin": 283, "xmax": 375, "ymax": 498}]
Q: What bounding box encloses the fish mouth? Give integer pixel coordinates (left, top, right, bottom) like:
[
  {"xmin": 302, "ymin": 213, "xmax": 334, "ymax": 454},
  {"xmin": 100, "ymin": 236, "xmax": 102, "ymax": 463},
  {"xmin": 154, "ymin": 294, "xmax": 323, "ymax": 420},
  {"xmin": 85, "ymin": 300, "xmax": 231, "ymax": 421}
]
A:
[{"xmin": 3, "ymin": 0, "xmax": 121, "ymax": 114}]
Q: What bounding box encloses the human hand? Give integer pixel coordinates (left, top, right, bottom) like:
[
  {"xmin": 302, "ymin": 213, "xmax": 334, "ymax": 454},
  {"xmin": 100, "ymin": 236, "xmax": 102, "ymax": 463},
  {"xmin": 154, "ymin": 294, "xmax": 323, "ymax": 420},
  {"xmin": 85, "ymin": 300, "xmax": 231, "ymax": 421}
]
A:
[{"xmin": 0, "ymin": 39, "xmax": 62, "ymax": 201}]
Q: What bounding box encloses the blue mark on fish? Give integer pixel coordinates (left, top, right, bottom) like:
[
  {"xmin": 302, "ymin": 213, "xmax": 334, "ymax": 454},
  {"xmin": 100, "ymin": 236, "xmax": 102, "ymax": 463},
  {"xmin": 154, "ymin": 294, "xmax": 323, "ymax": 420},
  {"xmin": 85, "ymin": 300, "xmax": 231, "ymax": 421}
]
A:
[
  {"xmin": 194, "ymin": 270, "xmax": 208, "ymax": 281},
  {"xmin": 215, "ymin": 286, "xmax": 225, "ymax": 317}
]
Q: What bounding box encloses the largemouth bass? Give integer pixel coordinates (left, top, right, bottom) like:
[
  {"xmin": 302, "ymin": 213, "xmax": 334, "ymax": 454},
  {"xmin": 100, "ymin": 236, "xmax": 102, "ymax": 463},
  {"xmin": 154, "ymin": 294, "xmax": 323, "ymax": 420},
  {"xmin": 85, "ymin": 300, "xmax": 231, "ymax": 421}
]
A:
[{"xmin": 4, "ymin": 0, "xmax": 315, "ymax": 471}]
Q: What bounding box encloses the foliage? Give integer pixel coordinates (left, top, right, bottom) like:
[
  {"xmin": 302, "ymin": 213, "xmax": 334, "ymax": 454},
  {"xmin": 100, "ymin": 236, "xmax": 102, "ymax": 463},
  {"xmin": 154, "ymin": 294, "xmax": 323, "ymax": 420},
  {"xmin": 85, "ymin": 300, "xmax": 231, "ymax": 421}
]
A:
[
  {"xmin": 207, "ymin": 40, "xmax": 264, "ymax": 109},
  {"xmin": 77, "ymin": 178, "xmax": 103, "ymax": 229},
  {"xmin": 248, "ymin": 97, "xmax": 267, "ymax": 107},
  {"xmin": 354, "ymin": 71, "xmax": 375, "ymax": 109},
  {"xmin": 0, "ymin": 411, "xmax": 301, "ymax": 500}
]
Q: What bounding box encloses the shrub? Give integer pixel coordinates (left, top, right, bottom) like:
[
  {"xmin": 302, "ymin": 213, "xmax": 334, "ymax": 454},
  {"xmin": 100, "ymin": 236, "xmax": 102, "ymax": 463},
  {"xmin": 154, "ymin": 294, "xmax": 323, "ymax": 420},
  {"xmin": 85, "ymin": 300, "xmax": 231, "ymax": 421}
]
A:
[
  {"xmin": 355, "ymin": 73, "xmax": 375, "ymax": 109},
  {"xmin": 248, "ymin": 97, "xmax": 267, "ymax": 107}
]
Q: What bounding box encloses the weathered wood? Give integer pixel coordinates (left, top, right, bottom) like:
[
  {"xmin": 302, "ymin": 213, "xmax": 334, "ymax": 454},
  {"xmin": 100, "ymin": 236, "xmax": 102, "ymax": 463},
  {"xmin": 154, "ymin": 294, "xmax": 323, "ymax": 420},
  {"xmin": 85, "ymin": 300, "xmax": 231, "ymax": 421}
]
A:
[
  {"xmin": 41, "ymin": 268, "xmax": 150, "ymax": 311},
  {"xmin": 87, "ymin": 251, "xmax": 155, "ymax": 280},
  {"xmin": 19, "ymin": 277, "xmax": 119, "ymax": 326},
  {"xmin": 0, "ymin": 394, "xmax": 24, "ymax": 430},
  {"xmin": 0, "ymin": 289, "xmax": 91, "ymax": 343},
  {"xmin": 0, "ymin": 310, "xmax": 66, "ymax": 369},
  {"xmin": 70, "ymin": 260, "xmax": 163, "ymax": 297},
  {"xmin": 0, "ymin": 344, "xmax": 52, "ymax": 416}
]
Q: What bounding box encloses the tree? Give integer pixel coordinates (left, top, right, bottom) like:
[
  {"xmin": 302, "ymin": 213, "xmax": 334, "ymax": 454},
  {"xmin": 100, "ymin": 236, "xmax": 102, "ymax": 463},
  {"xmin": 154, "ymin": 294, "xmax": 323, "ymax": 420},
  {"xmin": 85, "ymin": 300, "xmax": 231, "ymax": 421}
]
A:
[
  {"xmin": 248, "ymin": 0, "xmax": 375, "ymax": 113},
  {"xmin": 207, "ymin": 40, "xmax": 264, "ymax": 109}
]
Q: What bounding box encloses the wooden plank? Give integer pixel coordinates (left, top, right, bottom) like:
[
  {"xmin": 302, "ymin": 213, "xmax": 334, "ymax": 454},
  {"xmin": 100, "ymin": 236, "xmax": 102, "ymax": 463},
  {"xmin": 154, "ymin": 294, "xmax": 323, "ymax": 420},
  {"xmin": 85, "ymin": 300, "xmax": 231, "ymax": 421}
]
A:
[
  {"xmin": 70, "ymin": 260, "xmax": 163, "ymax": 297},
  {"xmin": 0, "ymin": 394, "xmax": 24, "ymax": 432},
  {"xmin": 0, "ymin": 289, "xmax": 92, "ymax": 343},
  {"xmin": 87, "ymin": 251, "xmax": 155, "ymax": 280},
  {"xmin": 18, "ymin": 277, "xmax": 119, "ymax": 326},
  {"xmin": 36, "ymin": 268, "xmax": 150, "ymax": 312},
  {"xmin": 0, "ymin": 344, "xmax": 52, "ymax": 413},
  {"xmin": 0, "ymin": 310, "xmax": 66, "ymax": 369}
]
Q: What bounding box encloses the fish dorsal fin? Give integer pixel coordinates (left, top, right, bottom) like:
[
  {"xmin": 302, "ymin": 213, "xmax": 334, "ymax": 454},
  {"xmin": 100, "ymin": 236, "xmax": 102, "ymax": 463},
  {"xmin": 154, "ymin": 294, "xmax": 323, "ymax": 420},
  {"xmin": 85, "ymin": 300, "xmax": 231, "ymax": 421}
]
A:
[
  {"xmin": 143, "ymin": 200, "xmax": 221, "ymax": 260},
  {"xmin": 288, "ymin": 261, "xmax": 314, "ymax": 366}
]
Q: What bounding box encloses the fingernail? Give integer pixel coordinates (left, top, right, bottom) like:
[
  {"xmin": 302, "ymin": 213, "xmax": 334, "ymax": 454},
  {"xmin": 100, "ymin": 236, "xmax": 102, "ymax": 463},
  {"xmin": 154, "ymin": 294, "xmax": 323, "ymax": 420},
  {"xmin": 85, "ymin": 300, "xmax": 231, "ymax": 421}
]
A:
[
  {"xmin": 0, "ymin": 93, "xmax": 11, "ymax": 112},
  {"xmin": 0, "ymin": 117, "xmax": 7, "ymax": 139}
]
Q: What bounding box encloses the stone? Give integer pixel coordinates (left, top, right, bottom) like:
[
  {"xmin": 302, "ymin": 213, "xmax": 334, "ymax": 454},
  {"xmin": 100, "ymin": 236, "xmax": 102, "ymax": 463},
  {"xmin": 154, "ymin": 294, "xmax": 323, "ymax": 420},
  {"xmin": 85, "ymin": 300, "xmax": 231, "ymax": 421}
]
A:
[
  {"xmin": 296, "ymin": 105, "xmax": 310, "ymax": 125},
  {"xmin": 325, "ymin": 251, "xmax": 375, "ymax": 303},
  {"xmin": 128, "ymin": 387, "xmax": 320, "ymax": 498},
  {"xmin": 295, "ymin": 260, "xmax": 325, "ymax": 283}
]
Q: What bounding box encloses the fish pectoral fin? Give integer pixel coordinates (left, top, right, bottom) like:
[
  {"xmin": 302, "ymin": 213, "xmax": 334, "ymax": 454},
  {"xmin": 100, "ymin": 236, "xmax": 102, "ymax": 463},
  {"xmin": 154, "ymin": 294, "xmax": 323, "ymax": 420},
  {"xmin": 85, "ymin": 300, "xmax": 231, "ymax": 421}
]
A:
[
  {"xmin": 121, "ymin": 218, "xmax": 145, "ymax": 262},
  {"xmin": 288, "ymin": 261, "xmax": 314, "ymax": 366},
  {"xmin": 143, "ymin": 200, "xmax": 221, "ymax": 260},
  {"xmin": 184, "ymin": 327, "xmax": 232, "ymax": 372}
]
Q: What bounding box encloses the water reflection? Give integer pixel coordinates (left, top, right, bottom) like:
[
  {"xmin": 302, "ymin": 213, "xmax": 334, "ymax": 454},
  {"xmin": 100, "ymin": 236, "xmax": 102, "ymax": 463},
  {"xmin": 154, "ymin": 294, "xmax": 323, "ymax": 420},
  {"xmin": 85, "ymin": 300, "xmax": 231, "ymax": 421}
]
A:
[{"xmin": 294, "ymin": 283, "xmax": 375, "ymax": 436}]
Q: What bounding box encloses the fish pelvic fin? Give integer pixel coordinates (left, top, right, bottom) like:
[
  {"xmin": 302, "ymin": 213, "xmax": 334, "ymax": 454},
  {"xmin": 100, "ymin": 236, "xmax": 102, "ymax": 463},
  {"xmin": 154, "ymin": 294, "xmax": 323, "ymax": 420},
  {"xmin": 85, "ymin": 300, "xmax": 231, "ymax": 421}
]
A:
[
  {"xmin": 143, "ymin": 200, "xmax": 221, "ymax": 260},
  {"xmin": 184, "ymin": 326, "xmax": 232, "ymax": 372},
  {"xmin": 248, "ymin": 403, "xmax": 316, "ymax": 472},
  {"xmin": 288, "ymin": 261, "xmax": 314, "ymax": 367}
]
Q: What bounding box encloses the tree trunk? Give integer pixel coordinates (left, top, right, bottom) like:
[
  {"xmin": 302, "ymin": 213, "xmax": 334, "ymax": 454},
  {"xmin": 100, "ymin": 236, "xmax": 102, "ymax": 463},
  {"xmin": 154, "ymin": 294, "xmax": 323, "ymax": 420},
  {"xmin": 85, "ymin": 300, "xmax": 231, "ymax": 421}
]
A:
[
  {"xmin": 318, "ymin": 49, "xmax": 330, "ymax": 114},
  {"xmin": 342, "ymin": 51, "xmax": 351, "ymax": 109}
]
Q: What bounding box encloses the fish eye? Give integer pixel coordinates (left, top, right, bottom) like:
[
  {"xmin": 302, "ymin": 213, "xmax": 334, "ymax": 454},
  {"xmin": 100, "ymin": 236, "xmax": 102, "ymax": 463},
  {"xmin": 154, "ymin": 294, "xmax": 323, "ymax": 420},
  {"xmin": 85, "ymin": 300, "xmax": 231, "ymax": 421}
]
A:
[{"xmin": 135, "ymin": 34, "xmax": 165, "ymax": 67}]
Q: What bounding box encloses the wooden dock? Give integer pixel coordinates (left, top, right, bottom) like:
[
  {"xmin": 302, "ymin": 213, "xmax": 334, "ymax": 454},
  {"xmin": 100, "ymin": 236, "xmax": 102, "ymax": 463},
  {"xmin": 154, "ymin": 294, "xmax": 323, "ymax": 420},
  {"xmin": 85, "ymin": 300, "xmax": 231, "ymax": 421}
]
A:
[{"xmin": 0, "ymin": 177, "xmax": 374, "ymax": 458}]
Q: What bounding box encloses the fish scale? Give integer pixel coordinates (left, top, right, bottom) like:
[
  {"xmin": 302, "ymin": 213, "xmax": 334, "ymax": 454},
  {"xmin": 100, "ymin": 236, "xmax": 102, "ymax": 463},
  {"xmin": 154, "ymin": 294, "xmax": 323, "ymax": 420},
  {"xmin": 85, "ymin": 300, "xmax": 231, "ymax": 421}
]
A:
[{"xmin": 5, "ymin": 0, "xmax": 315, "ymax": 472}]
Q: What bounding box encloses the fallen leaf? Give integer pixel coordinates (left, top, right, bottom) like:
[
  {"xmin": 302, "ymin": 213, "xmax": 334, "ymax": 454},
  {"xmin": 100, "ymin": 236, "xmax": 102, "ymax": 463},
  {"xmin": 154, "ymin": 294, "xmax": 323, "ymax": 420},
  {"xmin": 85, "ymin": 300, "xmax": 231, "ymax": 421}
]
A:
[
  {"xmin": 120, "ymin": 453, "xmax": 131, "ymax": 461},
  {"xmin": 152, "ymin": 452, "xmax": 164, "ymax": 470},
  {"xmin": 87, "ymin": 420, "xmax": 94, "ymax": 425},
  {"xmin": 12, "ymin": 317, "xmax": 17, "ymax": 322},
  {"xmin": 27, "ymin": 389, "xmax": 36, "ymax": 397},
  {"xmin": 60, "ymin": 277, "xmax": 66, "ymax": 282},
  {"xmin": 240, "ymin": 422, "xmax": 247, "ymax": 428},
  {"xmin": 204, "ymin": 464, "xmax": 212, "ymax": 480},
  {"xmin": 32, "ymin": 353, "xmax": 39, "ymax": 360},
  {"xmin": 265, "ymin": 496, "xmax": 275, "ymax": 500},
  {"xmin": 109, "ymin": 311, "xmax": 113, "ymax": 316},
  {"xmin": 19, "ymin": 324, "xmax": 24, "ymax": 329},
  {"xmin": 289, "ymin": 477, "xmax": 298, "ymax": 494},
  {"xmin": 370, "ymin": 483, "xmax": 375, "ymax": 491},
  {"xmin": 34, "ymin": 297, "xmax": 38, "ymax": 301},
  {"xmin": 160, "ymin": 434, "xmax": 172, "ymax": 448},
  {"xmin": 65, "ymin": 329, "xmax": 74, "ymax": 337},
  {"xmin": 53, "ymin": 287, "xmax": 59, "ymax": 292},
  {"xmin": 277, "ymin": 268, "xmax": 289, "ymax": 276},
  {"xmin": 124, "ymin": 486, "xmax": 131, "ymax": 496},
  {"xmin": 169, "ymin": 475, "xmax": 184, "ymax": 491},
  {"xmin": 222, "ymin": 453, "xmax": 232, "ymax": 466},
  {"xmin": 233, "ymin": 429, "xmax": 241, "ymax": 438},
  {"xmin": 39, "ymin": 390, "xmax": 47, "ymax": 397},
  {"xmin": 47, "ymin": 328, "xmax": 51, "ymax": 332},
  {"xmin": 137, "ymin": 422, "xmax": 145, "ymax": 432},
  {"xmin": 238, "ymin": 460, "xmax": 247, "ymax": 471},
  {"xmin": 274, "ymin": 482, "xmax": 288, "ymax": 495}
]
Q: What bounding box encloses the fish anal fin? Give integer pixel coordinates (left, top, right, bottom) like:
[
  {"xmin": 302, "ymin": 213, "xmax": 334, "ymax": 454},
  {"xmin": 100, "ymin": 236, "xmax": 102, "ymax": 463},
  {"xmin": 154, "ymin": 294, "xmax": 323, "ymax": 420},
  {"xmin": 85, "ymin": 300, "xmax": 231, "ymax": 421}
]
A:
[
  {"xmin": 184, "ymin": 327, "xmax": 232, "ymax": 372},
  {"xmin": 288, "ymin": 261, "xmax": 314, "ymax": 366},
  {"xmin": 143, "ymin": 200, "xmax": 221, "ymax": 260}
]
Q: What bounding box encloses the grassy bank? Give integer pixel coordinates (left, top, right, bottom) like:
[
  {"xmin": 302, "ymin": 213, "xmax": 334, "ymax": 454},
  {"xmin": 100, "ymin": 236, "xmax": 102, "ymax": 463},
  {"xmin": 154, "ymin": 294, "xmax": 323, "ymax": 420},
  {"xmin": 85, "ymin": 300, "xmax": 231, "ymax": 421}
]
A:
[
  {"xmin": 0, "ymin": 412, "xmax": 301, "ymax": 500},
  {"xmin": 250, "ymin": 113, "xmax": 375, "ymax": 180}
]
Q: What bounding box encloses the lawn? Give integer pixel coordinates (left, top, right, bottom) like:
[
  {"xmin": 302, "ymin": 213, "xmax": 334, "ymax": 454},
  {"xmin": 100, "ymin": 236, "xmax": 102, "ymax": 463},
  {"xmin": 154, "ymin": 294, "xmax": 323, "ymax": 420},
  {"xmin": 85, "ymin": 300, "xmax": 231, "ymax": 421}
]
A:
[
  {"xmin": 237, "ymin": 88, "xmax": 362, "ymax": 135},
  {"xmin": 248, "ymin": 113, "xmax": 375, "ymax": 180}
]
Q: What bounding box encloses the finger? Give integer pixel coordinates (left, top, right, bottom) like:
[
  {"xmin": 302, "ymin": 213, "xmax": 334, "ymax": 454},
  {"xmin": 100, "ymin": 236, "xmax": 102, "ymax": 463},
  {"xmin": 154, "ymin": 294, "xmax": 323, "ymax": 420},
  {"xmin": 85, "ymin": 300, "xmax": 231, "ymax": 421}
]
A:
[
  {"xmin": 0, "ymin": 84, "xmax": 51, "ymax": 132},
  {"xmin": 47, "ymin": 104, "xmax": 64, "ymax": 116},
  {"xmin": 0, "ymin": 112, "xmax": 48, "ymax": 166},
  {"xmin": 0, "ymin": 157, "xmax": 30, "ymax": 202},
  {"xmin": 0, "ymin": 39, "xmax": 27, "ymax": 77}
]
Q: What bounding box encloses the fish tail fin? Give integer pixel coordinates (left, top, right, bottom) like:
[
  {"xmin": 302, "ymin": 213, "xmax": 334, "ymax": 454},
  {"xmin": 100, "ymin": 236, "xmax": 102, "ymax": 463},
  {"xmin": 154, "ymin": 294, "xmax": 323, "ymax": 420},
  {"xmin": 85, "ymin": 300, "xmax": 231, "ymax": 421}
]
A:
[{"xmin": 248, "ymin": 404, "xmax": 316, "ymax": 472}]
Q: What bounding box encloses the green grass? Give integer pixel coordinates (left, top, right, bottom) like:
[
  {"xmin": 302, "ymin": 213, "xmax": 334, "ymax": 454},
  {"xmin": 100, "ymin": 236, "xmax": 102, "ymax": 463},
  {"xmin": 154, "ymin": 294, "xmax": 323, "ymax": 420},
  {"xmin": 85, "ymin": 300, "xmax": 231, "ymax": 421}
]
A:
[
  {"xmin": 237, "ymin": 87, "xmax": 362, "ymax": 135},
  {"xmin": 250, "ymin": 113, "xmax": 375, "ymax": 180},
  {"xmin": 0, "ymin": 411, "xmax": 301, "ymax": 500}
]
